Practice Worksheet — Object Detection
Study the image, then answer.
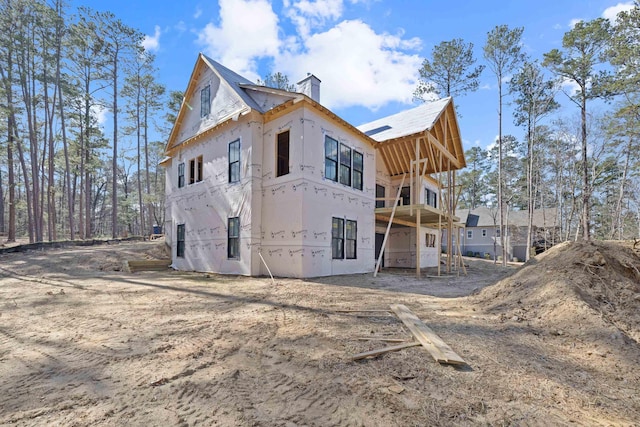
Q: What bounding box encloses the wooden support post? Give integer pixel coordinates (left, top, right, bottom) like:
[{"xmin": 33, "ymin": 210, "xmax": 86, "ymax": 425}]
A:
[{"xmin": 374, "ymin": 174, "xmax": 406, "ymax": 277}]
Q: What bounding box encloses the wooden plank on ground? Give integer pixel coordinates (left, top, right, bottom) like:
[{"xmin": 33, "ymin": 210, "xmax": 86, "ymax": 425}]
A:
[
  {"xmin": 351, "ymin": 341, "xmax": 420, "ymax": 361},
  {"xmin": 389, "ymin": 304, "xmax": 466, "ymax": 365},
  {"xmin": 125, "ymin": 260, "xmax": 170, "ymax": 273}
]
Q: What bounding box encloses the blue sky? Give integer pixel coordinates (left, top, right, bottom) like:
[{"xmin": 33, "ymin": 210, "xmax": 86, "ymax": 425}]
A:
[{"xmin": 72, "ymin": 0, "xmax": 635, "ymax": 151}]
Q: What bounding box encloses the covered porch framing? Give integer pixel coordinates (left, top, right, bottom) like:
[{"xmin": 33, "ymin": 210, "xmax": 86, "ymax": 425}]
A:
[{"xmin": 367, "ymin": 98, "xmax": 467, "ymax": 278}]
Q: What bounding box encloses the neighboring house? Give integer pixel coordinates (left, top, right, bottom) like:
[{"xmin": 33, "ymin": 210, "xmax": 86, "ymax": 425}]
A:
[
  {"xmin": 162, "ymin": 53, "xmax": 466, "ymax": 278},
  {"xmin": 442, "ymin": 206, "xmax": 559, "ymax": 261}
]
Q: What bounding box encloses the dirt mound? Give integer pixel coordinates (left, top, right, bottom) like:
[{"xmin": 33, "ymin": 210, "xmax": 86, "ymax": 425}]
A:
[{"xmin": 472, "ymin": 240, "xmax": 640, "ymax": 346}]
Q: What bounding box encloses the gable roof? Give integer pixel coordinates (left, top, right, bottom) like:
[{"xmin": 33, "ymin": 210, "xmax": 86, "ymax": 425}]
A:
[
  {"xmin": 357, "ymin": 97, "xmax": 465, "ymax": 176},
  {"xmin": 200, "ymin": 55, "xmax": 264, "ymax": 113},
  {"xmin": 357, "ymin": 97, "xmax": 452, "ymax": 141},
  {"xmin": 456, "ymin": 206, "xmax": 559, "ymax": 228}
]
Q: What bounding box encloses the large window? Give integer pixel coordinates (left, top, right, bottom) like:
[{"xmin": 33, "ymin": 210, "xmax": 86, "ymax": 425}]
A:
[
  {"xmin": 201, "ymin": 85, "xmax": 210, "ymax": 117},
  {"xmin": 375, "ymin": 184, "xmax": 385, "ymax": 208},
  {"xmin": 189, "ymin": 155, "xmax": 203, "ymax": 184},
  {"xmin": 352, "ymin": 151, "xmax": 363, "ymax": 190},
  {"xmin": 277, "ymin": 131, "xmax": 290, "ymax": 177},
  {"xmin": 325, "ymin": 136, "xmax": 338, "ymax": 182},
  {"xmin": 229, "ymin": 139, "xmax": 240, "ymax": 183},
  {"xmin": 178, "ymin": 163, "xmax": 185, "ymax": 188},
  {"xmin": 332, "ymin": 217, "xmax": 357, "ymax": 260},
  {"xmin": 176, "ymin": 224, "xmax": 185, "ymax": 258},
  {"xmin": 339, "ymin": 143, "xmax": 351, "ymax": 186},
  {"xmin": 228, "ymin": 217, "xmax": 240, "ymax": 259},
  {"xmin": 324, "ymin": 135, "xmax": 363, "ymax": 191}
]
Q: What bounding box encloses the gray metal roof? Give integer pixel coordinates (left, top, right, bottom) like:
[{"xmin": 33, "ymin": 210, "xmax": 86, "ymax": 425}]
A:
[
  {"xmin": 356, "ymin": 97, "xmax": 452, "ymax": 141},
  {"xmin": 201, "ymin": 54, "xmax": 265, "ymax": 113},
  {"xmin": 456, "ymin": 206, "xmax": 559, "ymax": 228}
]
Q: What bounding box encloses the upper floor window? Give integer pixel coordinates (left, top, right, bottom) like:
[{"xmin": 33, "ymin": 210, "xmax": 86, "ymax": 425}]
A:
[
  {"xmin": 277, "ymin": 131, "xmax": 290, "ymax": 177},
  {"xmin": 201, "ymin": 85, "xmax": 210, "ymax": 117},
  {"xmin": 178, "ymin": 163, "xmax": 185, "ymax": 188},
  {"xmin": 353, "ymin": 151, "xmax": 363, "ymax": 191},
  {"xmin": 229, "ymin": 139, "xmax": 240, "ymax": 183},
  {"xmin": 325, "ymin": 136, "xmax": 338, "ymax": 182},
  {"xmin": 425, "ymin": 188, "xmax": 437, "ymax": 208},
  {"xmin": 467, "ymin": 230, "xmax": 473, "ymax": 239},
  {"xmin": 375, "ymin": 184, "xmax": 385, "ymax": 208},
  {"xmin": 189, "ymin": 155, "xmax": 203, "ymax": 184},
  {"xmin": 324, "ymin": 135, "xmax": 363, "ymax": 191},
  {"xmin": 482, "ymin": 229, "xmax": 487, "ymax": 237}
]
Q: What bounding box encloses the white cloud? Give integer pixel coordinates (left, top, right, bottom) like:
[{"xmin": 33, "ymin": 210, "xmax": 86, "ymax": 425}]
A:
[
  {"xmin": 480, "ymin": 83, "xmax": 491, "ymax": 90},
  {"xmin": 196, "ymin": 0, "xmax": 280, "ymax": 80},
  {"xmin": 277, "ymin": 20, "xmax": 422, "ymax": 109},
  {"xmin": 175, "ymin": 20, "xmax": 187, "ymax": 34},
  {"xmin": 561, "ymin": 77, "xmax": 581, "ymax": 96},
  {"xmin": 194, "ymin": 6, "xmax": 203, "ymax": 19},
  {"xmin": 196, "ymin": 0, "xmax": 423, "ymax": 110},
  {"xmin": 142, "ymin": 25, "xmax": 161, "ymax": 52},
  {"xmin": 90, "ymin": 104, "xmax": 108, "ymax": 128},
  {"xmin": 602, "ymin": 2, "xmax": 634, "ymax": 22},
  {"xmin": 284, "ymin": 0, "xmax": 344, "ymax": 38},
  {"xmin": 568, "ymin": 18, "xmax": 584, "ymax": 28},
  {"xmin": 553, "ymin": 23, "xmax": 562, "ymax": 30}
]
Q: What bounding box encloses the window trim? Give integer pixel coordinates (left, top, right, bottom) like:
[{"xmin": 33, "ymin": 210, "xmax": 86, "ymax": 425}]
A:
[
  {"xmin": 189, "ymin": 158, "xmax": 196, "ymax": 185},
  {"xmin": 276, "ymin": 130, "xmax": 290, "ymax": 177},
  {"xmin": 176, "ymin": 224, "xmax": 185, "ymax": 258},
  {"xmin": 228, "ymin": 217, "xmax": 240, "ymax": 259},
  {"xmin": 178, "ymin": 162, "xmax": 185, "ymax": 188},
  {"xmin": 467, "ymin": 230, "xmax": 473, "ymax": 240},
  {"xmin": 229, "ymin": 139, "xmax": 240, "ymax": 183},
  {"xmin": 200, "ymin": 85, "xmax": 210, "ymax": 118},
  {"xmin": 482, "ymin": 229, "xmax": 487, "ymax": 237}
]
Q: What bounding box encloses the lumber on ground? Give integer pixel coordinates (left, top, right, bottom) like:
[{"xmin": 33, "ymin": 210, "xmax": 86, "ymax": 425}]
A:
[
  {"xmin": 125, "ymin": 259, "xmax": 170, "ymax": 273},
  {"xmin": 351, "ymin": 341, "xmax": 420, "ymax": 361},
  {"xmin": 389, "ymin": 304, "xmax": 466, "ymax": 365}
]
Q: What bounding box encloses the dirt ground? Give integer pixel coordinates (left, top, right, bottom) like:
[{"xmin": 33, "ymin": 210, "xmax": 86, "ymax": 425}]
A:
[{"xmin": 1, "ymin": 239, "xmax": 639, "ymax": 426}]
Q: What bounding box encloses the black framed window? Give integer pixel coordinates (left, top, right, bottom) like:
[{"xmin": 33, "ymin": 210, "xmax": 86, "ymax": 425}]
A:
[
  {"xmin": 176, "ymin": 224, "xmax": 185, "ymax": 258},
  {"xmin": 375, "ymin": 184, "xmax": 385, "ymax": 208},
  {"xmin": 277, "ymin": 131, "xmax": 290, "ymax": 177},
  {"xmin": 189, "ymin": 158, "xmax": 196, "ymax": 185},
  {"xmin": 196, "ymin": 155, "xmax": 203, "ymax": 182},
  {"xmin": 425, "ymin": 188, "xmax": 437, "ymax": 208},
  {"xmin": 352, "ymin": 150, "xmax": 363, "ymax": 191},
  {"xmin": 178, "ymin": 163, "xmax": 185, "ymax": 188},
  {"xmin": 229, "ymin": 139, "xmax": 240, "ymax": 183},
  {"xmin": 331, "ymin": 217, "xmax": 344, "ymax": 259},
  {"xmin": 201, "ymin": 85, "xmax": 210, "ymax": 117},
  {"xmin": 228, "ymin": 217, "xmax": 240, "ymax": 259},
  {"xmin": 346, "ymin": 220, "xmax": 357, "ymax": 259},
  {"xmin": 339, "ymin": 143, "xmax": 351, "ymax": 186},
  {"xmin": 400, "ymin": 186, "xmax": 410, "ymax": 206},
  {"xmin": 325, "ymin": 136, "xmax": 338, "ymax": 182}
]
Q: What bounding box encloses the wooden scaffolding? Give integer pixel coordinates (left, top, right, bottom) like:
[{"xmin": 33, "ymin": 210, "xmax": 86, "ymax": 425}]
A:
[{"xmin": 370, "ymin": 98, "xmax": 467, "ymax": 278}]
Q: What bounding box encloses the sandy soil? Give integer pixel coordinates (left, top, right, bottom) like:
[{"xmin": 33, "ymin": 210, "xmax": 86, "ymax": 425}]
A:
[{"xmin": 0, "ymin": 239, "xmax": 639, "ymax": 426}]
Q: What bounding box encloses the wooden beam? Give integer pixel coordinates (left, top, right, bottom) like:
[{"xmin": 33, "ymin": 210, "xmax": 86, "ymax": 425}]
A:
[
  {"xmin": 375, "ymin": 214, "xmax": 417, "ymax": 228},
  {"xmin": 426, "ymin": 132, "xmax": 460, "ymax": 168},
  {"xmin": 389, "ymin": 304, "xmax": 466, "ymax": 365},
  {"xmin": 351, "ymin": 341, "xmax": 421, "ymax": 361}
]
